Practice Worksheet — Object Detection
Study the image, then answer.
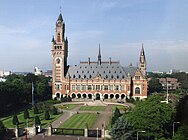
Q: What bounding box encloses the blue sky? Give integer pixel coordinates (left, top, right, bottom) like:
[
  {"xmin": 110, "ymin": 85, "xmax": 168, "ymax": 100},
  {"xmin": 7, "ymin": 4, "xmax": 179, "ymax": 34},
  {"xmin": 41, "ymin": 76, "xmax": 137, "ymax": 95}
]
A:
[{"xmin": 0, "ymin": 0, "xmax": 188, "ymax": 72}]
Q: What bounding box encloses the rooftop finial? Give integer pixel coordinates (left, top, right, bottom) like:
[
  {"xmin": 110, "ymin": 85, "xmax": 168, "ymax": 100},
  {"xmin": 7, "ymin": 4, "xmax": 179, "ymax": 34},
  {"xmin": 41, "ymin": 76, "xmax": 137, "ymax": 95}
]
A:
[
  {"xmin": 98, "ymin": 44, "xmax": 101, "ymax": 65},
  {"xmin": 60, "ymin": 5, "xmax": 62, "ymax": 13}
]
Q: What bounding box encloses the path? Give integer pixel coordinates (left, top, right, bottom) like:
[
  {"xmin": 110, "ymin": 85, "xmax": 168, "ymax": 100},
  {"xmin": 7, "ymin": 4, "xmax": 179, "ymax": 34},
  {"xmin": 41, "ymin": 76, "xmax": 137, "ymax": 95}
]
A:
[
  {"xmin": 92, "ymin": 104, "xmax": 113, "ymax": 129},
  {"xmin": 51, "ymin": 105, "xmax": 81, "ymax": 128}
]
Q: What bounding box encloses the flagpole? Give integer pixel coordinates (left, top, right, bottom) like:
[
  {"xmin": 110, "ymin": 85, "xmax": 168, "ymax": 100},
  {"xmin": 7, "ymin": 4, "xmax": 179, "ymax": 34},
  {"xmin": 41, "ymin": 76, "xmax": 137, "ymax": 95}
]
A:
[{"xmin": 32, "ymin": 82, "xmax": 34, "ymax": 106}]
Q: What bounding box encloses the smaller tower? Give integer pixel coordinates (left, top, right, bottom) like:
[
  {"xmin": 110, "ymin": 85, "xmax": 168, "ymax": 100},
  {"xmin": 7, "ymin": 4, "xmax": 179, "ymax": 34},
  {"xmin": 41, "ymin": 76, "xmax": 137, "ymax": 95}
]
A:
[
  {"xmin": 139, "ymin": 44, "xmax": 146, "ymax": 76},
  {"xmin": 98, "ymin": 44, "xmax": 101, "ymax": 65}
]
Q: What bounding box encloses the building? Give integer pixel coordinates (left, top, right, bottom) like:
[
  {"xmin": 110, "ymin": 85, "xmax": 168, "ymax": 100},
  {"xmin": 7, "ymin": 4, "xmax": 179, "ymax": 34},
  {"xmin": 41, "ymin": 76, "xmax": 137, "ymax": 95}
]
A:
[
  {"xmin": 34, "ymin": 67, "xmax": 43, "ymax": 76},
  {"xmin": 51, "ymin": 13, "xmax": 148, "ymax": 100},
  {"xmin": 159, "ymin": 78, "xmax": 181, "ymax": 90},
  {"xmin": 0, "ymin": 70, "xmax": 11, "ymax": 77}
]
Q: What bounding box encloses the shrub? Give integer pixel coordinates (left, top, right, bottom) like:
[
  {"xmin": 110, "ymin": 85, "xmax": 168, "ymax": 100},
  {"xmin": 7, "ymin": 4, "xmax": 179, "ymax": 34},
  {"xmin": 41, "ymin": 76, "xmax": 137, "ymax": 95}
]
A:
[
  {"xmin": 12, "ymin": 114, "xmax": 19, "ymax": 125},
  {"xmin": 52, "ymin": 106, "xmax": 58, "ymax": 115},
  {"xmin": 45, "ymin": 111, "xmax": 50, "ymax": 120},
  {"xmin": 24, "ymin": 109, "xmax": 30, "ymax": 119},
  {"xmin": 35, "ymin": 116, "xmax": 41, "ymax": 125},
  {"xmin": 33, "ymin": 105, "xmax": 39, "ymax": 114}
]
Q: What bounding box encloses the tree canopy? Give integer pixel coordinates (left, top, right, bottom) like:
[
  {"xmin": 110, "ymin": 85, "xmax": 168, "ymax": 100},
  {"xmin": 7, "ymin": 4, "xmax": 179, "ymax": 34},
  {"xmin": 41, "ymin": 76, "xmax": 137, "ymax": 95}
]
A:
[
  {"xmin": 110, "ymin": 117, "xmax": 136, "ymax": 140},
  {"xmin": 125, "ymin": 95, "xmax": 175, "ymax": 139},
  {"xmin": 0, "ymin": 73, "xmax": 51, "ymax": 116}
]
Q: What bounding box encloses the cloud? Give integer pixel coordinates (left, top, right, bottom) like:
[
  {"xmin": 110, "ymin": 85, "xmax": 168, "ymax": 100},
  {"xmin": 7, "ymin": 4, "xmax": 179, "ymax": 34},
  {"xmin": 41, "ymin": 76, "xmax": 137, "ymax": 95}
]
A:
[{"xmin": 0, "ymin": 25, "xmax": 27, "ymax": 34}]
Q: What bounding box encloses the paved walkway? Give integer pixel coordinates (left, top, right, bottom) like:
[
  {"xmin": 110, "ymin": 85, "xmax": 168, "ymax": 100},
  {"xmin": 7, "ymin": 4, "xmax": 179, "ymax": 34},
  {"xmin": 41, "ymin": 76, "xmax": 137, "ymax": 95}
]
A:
[
  {"xmin": 92, "ymin": 104, "xmax": 112, "ymax": 129},
  {"xmin": 51, "ymin": 105, "xmax": 82, "ymax": 128}
]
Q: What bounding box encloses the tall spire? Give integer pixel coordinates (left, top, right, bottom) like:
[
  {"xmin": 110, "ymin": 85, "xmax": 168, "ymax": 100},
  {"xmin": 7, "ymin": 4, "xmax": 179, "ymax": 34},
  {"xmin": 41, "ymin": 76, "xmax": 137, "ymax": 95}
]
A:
[
  {"xmin": 98, "ymin": 44, "xmax": 101, "ymax": 65},
  {"xmin": 140, "ymin": 43, "xmax": 145, "ymax": 63},
  {"xmin": 139, "ymin": 43, "xmax": 146, "ymax": 76}
]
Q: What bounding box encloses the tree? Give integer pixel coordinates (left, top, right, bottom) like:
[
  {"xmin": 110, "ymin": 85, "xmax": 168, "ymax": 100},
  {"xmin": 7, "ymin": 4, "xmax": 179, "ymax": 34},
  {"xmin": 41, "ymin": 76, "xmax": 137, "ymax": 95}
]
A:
[
  {"xmin": 52, "ymin": 106, "xmax": 58, "ymax": 115},
  {"xmin": 45, "ymin": 111, "xmax": 50, "ymax": 120},
  {"xmin": 24, "ymin": 109, "xmax": 30, "ymax": 119},
  {"xmin": 12, "ymin": 114, "xmax": 19, "ymax": 125},
  {"xmin": 112, "ymin": 107, "xmax": 121, "ymax": 125},
  {"xmin": 148, "ymin": 78, "xmax": 162, "ymax": 93},
  {"xmin": 33, "ymin": 105, "xmax": 39, "ymax": 114},
  {"xmin": 0, "ymin": 120, "xmax": 6, "ymax": 138},
  {"xmin": 111, "ymin": 117, "xmax": 136, "ymax": 140},
  {"xmin": 35, "ymin": 116, "xmax": 41, "ymax": 125},
  {"xmin": 125, "ymin": 95, "xmax": 175, "ymax": 139},
  {"xmin": 172, "ymin": 124, "xmax": 188, "ymax": 140}
]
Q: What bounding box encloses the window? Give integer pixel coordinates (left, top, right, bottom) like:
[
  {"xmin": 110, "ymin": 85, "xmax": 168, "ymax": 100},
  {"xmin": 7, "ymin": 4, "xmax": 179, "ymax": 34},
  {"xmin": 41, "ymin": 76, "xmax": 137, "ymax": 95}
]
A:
[
  {"xmin": 104, "ymin": 85, "xmax": 108, "ymax": 90},
  {"xmin": 121, "ymin": 85, "xmax": 125, "ymax": 90},
  {"xmin": 135, "ymin": 87, "xmax": 140, "ymax": 94},
  {"xmin": 109, "ymin": 85, "xmax": 113, "ymax": 90},
  {"xmin": 56, "ymin": 84, "xmax": 60, "ymax": 90},
  {"xmin": 82, "ymin": 85, "xmax": 86, "ymax": 90},
  {"xmin": 115, "ymin": 85, "xmax": 119, "ymax": 90},
  {"xmin": 76, "ymin": 85, "xmax": 81, "ymax": 90},
  {"xmin": 93, "ymin": 85, "xmax": 95, "ymax": 90},
  {"xmin": 72, "ymin": 85, "xmax": 75, "ymax": 90},
  {"xmin": 135, "ymin": 76, "xmax": 140, "ymax": 80},
  {"xmin": 88, "ymin": 85, "xmax": 92, "ymax": 90},
  {"xmin": 96, "ymin": 85, "xmax": 100, "ymax": 90}
]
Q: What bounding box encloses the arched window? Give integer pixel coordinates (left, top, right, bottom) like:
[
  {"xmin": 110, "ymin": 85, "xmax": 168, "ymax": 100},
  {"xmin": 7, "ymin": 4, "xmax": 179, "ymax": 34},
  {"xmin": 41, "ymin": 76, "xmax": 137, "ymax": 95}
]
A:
[{"xmin": 135, "ymin": 87, "xmax": 140, "ymax": 94}]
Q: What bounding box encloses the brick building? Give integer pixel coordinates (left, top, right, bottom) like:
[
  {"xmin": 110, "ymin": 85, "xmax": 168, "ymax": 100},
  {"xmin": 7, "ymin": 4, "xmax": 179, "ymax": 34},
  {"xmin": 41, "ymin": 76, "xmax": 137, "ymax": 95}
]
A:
[
  {"xmin": 51, "ymin": 13, "xmax": 148, "ymax": 100},
  {"xmin": 159, "ymin": 78, "xmax": 181, "ymax": 90}
]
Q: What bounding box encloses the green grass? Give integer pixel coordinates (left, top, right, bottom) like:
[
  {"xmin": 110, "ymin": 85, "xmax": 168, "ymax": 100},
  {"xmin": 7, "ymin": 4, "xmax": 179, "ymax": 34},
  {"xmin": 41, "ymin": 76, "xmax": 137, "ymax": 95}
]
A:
[
  {"xmin": 79, "ymin": 106, "xmax": 105, "ymax": 111},
  {"xmin": 56, "ymin": 104, "xmax": 78, "ymax": 110},
  {"xmin": 59, "ymin": 113, "xmax": 98, "ymax": 129},
  {"xmin": 112, "ymin": 105, "xmax": 127, "ymax": 112},
  {"xmin": 1, "ymin": 109, "xmax": 62, "ymax": 128}
]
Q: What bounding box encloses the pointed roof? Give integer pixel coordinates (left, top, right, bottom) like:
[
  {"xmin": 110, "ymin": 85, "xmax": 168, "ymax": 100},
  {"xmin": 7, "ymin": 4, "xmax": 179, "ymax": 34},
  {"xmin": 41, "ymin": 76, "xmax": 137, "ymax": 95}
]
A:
[
  {"xmin": 140, "ymin": 43, "xmax": 145, "ymax": 56},
  {"xmin": 140, "ymin": 43, "xmax": 146, "ymax": 63},
  {"xmin": 51, "ymin": 36, "xmax": 55, "ymax": 42},
  {"xmin": 57, "ymin": 13, "xmax": 63, "ymax": 22}
]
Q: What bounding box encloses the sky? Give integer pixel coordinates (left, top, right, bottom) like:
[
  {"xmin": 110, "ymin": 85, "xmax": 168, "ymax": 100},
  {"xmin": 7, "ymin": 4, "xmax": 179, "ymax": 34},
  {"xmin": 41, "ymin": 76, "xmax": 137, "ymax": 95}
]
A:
[{"xmin": 0, "ymin": 0, "xmax": 188, "ymax": 72}]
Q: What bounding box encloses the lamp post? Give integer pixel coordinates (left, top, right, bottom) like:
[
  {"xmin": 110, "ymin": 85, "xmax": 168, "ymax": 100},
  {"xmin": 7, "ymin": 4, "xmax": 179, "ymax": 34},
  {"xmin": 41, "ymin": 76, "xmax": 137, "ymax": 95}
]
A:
[
  {"xmin": 137, "ymin": 131, "xmax": 146, "ymax": 140},
  {"xmin": 161, "ymin": 78, "xmax": 169, "ymax": 104},
  {"xmin": 96, "ymin": 128, "xmax": 98, "ymax": 140},
  {"xmin": 173, "ymin": 122, "xmax": 180, "ymax": 136}
]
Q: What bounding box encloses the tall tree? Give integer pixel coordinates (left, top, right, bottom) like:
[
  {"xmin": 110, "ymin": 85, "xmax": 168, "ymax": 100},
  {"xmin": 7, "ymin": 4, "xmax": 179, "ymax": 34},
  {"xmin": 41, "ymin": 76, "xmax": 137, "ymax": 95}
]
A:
[
  {"xmin": 125, "ymin": 95, "xmax": 175, "ymax": 139},
  {"xmin": 111, "ymin": 117, "xmax": 136, "ymax": 140},
  {"xmin": 34, "ymin": 116, "xmax": 41, "ymax": 125},
  {"xmin": 148, "ymin": 78, "xmax": 162, "ymax": 93},
  {"xmin": 24, "ymin": 109, "xmax": 30, "ymax": 119},
  {"xmin": 112, "ymin": 107, "xmax": 121, "ymax": 125},
  {"xmin": 0, "ymin": 120, "xmax": 6, "ymax": 138},
  {"xmin": 44, "ymin": 111, "xmax": 50, "ymax": 120},
  {"xmin": 12, "ymin": 114, "xmax": 19, "ymax": 125}
]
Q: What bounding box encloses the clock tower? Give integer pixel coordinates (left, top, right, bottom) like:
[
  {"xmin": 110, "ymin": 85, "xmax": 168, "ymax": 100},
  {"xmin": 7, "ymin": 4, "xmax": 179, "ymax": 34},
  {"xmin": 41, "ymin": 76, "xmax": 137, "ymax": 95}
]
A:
[{"xmin": 51, "ymin": 13, "xmax": 68, "ymax": 99}]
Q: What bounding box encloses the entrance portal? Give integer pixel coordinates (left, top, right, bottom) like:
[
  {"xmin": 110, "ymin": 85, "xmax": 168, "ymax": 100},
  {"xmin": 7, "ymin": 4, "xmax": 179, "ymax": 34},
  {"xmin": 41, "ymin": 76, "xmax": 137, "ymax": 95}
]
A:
[{"xmin": 96, "ymin": 93, "xmax": 100, "ymax": 100}]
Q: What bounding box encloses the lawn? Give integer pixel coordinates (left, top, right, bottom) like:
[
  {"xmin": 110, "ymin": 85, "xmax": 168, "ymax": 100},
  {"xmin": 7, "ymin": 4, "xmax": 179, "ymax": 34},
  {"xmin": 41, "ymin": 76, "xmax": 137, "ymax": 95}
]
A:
[
  {"xmin": 79, "ymin": 106, "xmax": 105, "ymax": 111},
  {"xmin": 56, "ymin": 104, "xmax": 78, "ymax": 110},
  {"xmin": 59, "ymin": 113, "xmax": 98, "ymax": 129},
  {"xmin": 1, "ymin": 109, "xmax": 62, "ymax": 128}
]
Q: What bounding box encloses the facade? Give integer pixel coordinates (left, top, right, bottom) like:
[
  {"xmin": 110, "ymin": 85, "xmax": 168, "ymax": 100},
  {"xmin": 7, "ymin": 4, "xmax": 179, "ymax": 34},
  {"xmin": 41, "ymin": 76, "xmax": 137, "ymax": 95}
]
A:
[
  {"xmin": 159, "ymin": 78, "xmax": 181, "ymax": 90},
  {"xmin": 51, "ymin": 13, "xmax": 148, "ymax": 100}
]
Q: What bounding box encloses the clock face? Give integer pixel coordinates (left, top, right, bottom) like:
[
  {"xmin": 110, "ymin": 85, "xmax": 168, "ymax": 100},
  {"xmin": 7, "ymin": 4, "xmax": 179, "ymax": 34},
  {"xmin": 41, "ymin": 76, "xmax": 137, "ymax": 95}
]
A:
[{"xmin": 56, "ymin": 58, "xmax": 60, "ymax": 64}]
